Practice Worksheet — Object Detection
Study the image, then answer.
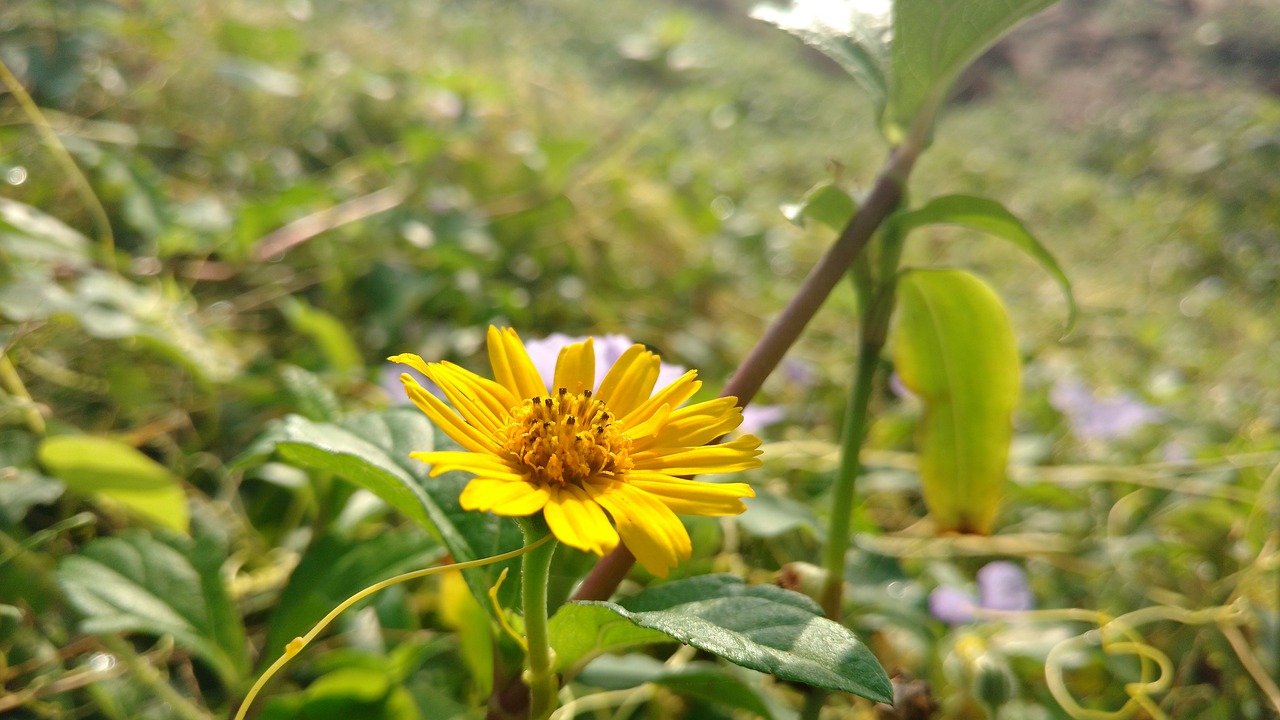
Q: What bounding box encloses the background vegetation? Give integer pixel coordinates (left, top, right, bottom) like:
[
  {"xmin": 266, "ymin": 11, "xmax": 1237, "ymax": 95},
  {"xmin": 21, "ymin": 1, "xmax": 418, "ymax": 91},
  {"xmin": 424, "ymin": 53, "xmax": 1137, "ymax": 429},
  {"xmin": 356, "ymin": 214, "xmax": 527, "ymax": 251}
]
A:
[{"xmin": 1, "ymin": 0, "xmax": 1277, "ymax": 717}]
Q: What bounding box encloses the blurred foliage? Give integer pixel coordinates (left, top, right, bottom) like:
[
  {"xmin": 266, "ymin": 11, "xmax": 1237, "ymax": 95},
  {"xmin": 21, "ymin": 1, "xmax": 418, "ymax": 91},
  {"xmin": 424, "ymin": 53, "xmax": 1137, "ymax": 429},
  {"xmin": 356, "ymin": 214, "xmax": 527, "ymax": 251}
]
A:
[{"xmin": 1, "ymin": 0, "xmax": 1278, "ymax": 718}]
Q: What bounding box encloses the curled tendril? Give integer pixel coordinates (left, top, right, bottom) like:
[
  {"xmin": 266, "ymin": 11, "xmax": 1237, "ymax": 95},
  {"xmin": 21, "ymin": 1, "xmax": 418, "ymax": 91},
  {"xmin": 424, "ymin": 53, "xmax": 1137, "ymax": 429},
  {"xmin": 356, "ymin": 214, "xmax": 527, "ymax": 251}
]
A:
[{"xmin": 980, "ymin": 602, "xmax": 1247, "ymax": 720}]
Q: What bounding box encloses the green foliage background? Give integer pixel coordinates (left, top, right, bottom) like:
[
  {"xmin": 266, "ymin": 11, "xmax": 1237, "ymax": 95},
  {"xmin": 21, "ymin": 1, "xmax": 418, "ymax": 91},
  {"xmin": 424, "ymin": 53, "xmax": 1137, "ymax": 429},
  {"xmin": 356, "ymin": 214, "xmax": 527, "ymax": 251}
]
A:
[{"xmin": 2, "ymin": 0, "xmax": 1278, "ymax": 717}]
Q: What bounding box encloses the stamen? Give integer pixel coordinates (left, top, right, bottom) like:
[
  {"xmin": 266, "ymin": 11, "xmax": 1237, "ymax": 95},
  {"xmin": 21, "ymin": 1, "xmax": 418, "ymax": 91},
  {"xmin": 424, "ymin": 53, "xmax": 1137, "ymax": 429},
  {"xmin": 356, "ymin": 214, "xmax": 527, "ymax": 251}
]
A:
[{"xmin": 498, "ymin": 389, "xmax": 633, "ymax": 487}]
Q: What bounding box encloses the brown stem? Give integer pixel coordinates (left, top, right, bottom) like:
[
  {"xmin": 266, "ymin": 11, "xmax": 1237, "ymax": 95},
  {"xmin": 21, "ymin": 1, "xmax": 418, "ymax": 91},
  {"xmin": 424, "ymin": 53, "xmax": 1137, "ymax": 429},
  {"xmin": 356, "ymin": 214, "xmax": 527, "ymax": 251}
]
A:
[{"xmin": 571, "ymin": 145, "xmax": 918, "ymax": 604}]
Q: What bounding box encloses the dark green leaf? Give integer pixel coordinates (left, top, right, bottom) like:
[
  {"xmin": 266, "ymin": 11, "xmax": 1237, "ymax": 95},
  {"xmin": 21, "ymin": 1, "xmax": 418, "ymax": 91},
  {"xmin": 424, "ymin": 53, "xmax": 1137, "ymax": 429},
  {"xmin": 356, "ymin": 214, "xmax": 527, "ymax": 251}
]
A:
[
  {"xmin": 893, "ymin": 269, "xmax": 1020, "ymax": 534},
  {"xmin": 889, "ymin": 194, "xmax": 1075, "ymax": 327},
  {"xmin": 56, "ymin": 532, "xmax": 249, "ymax": 686},
  {"xmin": 37, "ymin": 435, "xmax": 188, "ymax": 534},
  {"xmin": 548, "ymin": 603, "xmax": 673, "ymax": 675},
  {"xmin": 574, "ymin": 575, "xmax": 892, "ymax": 703}
]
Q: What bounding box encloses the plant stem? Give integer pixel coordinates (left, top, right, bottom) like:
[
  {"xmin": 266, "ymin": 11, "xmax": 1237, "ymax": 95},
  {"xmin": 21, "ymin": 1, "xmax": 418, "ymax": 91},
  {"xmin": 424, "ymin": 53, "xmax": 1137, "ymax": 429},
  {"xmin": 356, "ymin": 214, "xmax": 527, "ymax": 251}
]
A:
[
  {"xmin": 819, "ymin": 333, "xmax": 881, "ymax": 620},
  {"xmin": 571, "ymin": 145, "xmax": 918, "ymax": 604},
  {"xmin": 517, "ymin": 517, "xmax": 559, "ymax": 720}
]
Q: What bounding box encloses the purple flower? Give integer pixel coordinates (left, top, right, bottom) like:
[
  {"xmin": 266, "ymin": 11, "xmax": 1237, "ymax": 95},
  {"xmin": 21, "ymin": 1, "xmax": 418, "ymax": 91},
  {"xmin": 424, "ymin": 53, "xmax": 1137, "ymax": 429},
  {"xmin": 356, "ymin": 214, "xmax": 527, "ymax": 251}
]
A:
[
  {"xmin": 1049, "ymin": 377, "xmax": 1163, "ymax": 442},
  {"xmin": 929, "ymin": 561, "xmax": 1034, "ymax": 626}
]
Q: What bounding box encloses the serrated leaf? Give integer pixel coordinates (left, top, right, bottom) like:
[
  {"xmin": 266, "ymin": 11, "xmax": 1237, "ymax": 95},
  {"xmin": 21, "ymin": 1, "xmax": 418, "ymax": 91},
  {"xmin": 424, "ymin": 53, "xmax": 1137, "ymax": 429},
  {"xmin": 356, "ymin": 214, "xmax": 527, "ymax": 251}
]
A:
[
  {"xmin": 37, "ymin": 435, "xmax": 189, "ymax": 534},
  {"xmin": 781, "ymin": 182, "xmax": 857, "ymax": 233},
  {"xmin": 893, "ymin": 269, "xmax": 1020, "ymax": 534},
  {"xmin": 751, "ymin": 0, "xmax": 890, "ymax": 117},
  {"xmin": 886, "ymin": 0, "xmax": 1057, "ymax": 143},
  {"xmin": 56, "ymin": 532, "xmax": 248, "ymax": 686},
  {"xmin": 888, "ymin": 194, "xmax": 1075, "ymax": 327},
  {"xmin": 235, "ymin": 408, "xmax": 523, "ymax": 607},
  {"xmin": 573, "ymin": 575, "xmax": 892, "ymax": 703}
]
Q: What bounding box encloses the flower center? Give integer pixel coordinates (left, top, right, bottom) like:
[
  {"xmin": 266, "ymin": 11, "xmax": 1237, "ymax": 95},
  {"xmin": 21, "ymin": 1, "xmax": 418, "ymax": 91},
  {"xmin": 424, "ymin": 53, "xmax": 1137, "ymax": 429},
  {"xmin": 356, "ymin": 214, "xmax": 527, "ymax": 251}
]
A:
[{"xmin": 499, "ymin": 388, "xmax": 633, "ymax": 487}]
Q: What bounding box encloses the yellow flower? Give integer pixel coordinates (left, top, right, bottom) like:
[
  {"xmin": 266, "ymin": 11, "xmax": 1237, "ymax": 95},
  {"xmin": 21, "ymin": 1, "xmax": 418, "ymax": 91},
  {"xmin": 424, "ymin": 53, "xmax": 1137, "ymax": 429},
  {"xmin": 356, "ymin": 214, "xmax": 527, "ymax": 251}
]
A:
[{"xmin": 390, "ymin": 326, "xmax": 761, "ymax": 577}]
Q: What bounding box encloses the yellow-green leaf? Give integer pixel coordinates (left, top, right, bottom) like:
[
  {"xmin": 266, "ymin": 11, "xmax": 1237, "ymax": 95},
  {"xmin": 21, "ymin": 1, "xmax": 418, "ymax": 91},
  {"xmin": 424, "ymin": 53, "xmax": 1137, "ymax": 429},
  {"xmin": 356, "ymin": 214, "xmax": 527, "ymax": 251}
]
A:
[
  {"xmin": 893, "ymin": 269, "xmax": 1020, "ymax": 534},
  {"xmin": 37, "ymin": 435, "xmax": 189, "ymax": 534}
]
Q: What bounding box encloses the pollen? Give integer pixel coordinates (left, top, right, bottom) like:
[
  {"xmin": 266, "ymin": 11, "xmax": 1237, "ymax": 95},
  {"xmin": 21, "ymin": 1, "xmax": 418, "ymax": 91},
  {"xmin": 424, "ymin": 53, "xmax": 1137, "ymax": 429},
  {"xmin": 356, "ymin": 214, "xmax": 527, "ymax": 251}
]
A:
[{"xmin": 499, "ymin": 388, "xmax": 633, "ymax": 486}]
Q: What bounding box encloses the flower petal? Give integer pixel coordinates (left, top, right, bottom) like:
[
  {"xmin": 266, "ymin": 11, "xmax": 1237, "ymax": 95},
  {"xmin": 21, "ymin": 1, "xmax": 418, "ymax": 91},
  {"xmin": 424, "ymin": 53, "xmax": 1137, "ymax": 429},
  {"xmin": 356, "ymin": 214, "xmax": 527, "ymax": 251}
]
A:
[
  {"xmin": 585, "ymin": 479, "xmax": 690, "ymax": 578},
  {"xmin": 409, "ymin": 451, "xmax": 522, "ymax": 479},
  {"xmin": 596, "ymin": 345, "xmax": 661, "ymax": 419},
  {"xmin": 459, "ymin": 477, "xmax": 550, "ymax": 516},
  {"xmin": 621, "ymin": 370, "xmax": 701, "ymax": 429},
  {"xmin": 388, "ymin": 353, "xmax": 432, "ymax": 376},
  {"xmin": 543, "ymin": 483, "xmax": 618, "ymax": 556},
  {"xmin": 625, "ymin": 471, "xmax": 754, "ymax": 516},
  {"xmin": 435, "ymin": 361, "xmax": 519, "ymax": 422},
  {"xmin": 424, "ymin": 364, "xmax": 506, "ymax": 435},
  {"xmin": 487, "ymin": 326, "xmax": 546, "ymax": 400},
  {"xmin": 401, "ymin": 376, "xmax": 499, "ymax": 454},
  {"xmin": 631, "ymin": 435, "xmax": 763, "ymax": 475},
  {"xmin": 552, "ymin": 338, "xmax": 596, "ymax": 396},
  {"xmin": 630, "ymin": 397, "xmax": 743, "ymax": 452}
]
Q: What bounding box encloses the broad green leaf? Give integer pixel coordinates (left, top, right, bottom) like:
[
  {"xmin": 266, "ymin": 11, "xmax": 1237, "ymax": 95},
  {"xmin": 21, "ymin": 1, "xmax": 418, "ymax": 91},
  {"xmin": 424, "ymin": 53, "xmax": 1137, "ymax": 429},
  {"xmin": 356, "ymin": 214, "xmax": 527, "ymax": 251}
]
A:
[
  {"xmin": 548, "ymin": 603, "xmax": 673, "ymax": 675},
  {"xmin": 37, "ymin": 435, "xmax": 189, "ymax": 534},
  {"xmin": 781, "ymin": 182, "xmax": 857, "ymax": 234},
  {"xmin": 751, "ymin": 0, "xmax": 891, "ymax": 117},
  {"xmin": 235, "ymin": 409, "xmax": 523, "ymax": 607},
  {"xmin": 578, "ymin": 654, "xmax": 776, "ymax": 720},
  {"xmin": 574, "ymin": 574, "xmax": 892, "ymax": 703},
  {"xmin": 886, "ymin": 0, "xmax": 1057, "ymax": 143},
  {"xmin": 888, "ymin": 194, "xmax": 1076, "ymax": 327},
  {"xmin": 56, "ymin": 532, "xmax": 249, "ymax": 686},
  {"xmin": 893, "ymin": 269, "xmax": 1020, "ymax": 534},
  {"xmin": 265, "ymin": 530, "xmax": 441, "ymax": 660}
]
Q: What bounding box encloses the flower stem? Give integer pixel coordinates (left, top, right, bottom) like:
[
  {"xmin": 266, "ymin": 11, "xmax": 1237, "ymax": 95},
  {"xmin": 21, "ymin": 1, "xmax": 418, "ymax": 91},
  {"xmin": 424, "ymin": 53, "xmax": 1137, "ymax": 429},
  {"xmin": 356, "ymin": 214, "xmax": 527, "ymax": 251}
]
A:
[{"xmin": 517, "ymin": 517, "xmax": 559, "ymax": 720}]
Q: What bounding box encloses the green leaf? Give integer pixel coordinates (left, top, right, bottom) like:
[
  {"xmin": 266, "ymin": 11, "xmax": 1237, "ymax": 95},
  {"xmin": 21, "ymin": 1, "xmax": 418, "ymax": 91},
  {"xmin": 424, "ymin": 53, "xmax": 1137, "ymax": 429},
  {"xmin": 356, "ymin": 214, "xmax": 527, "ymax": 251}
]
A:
[
  {"xmin": 578, "ymin": 655, "xmax": 777, "ymax": 720},
  {"xmin": 572, "ymin": 575, "xmax": 892, "ymax": 703},
  {"xmin": 37, "ymin": 435, "xmax": 189, "ymax": 534},
  {"xmin": 893, "ymin": 269, "xmax": 1020, "ymax": 534},
  {"xmin": 888, "ymin": 194, "xmax": 1076, "ymax": 327},
  {"xmin": 886, "ymin": 0, "xmax": 1057, "ymax": 143},
  {"xmin": 751, "ymin": 0, "xmax": 890, "ymax": 118},
  {"xmin": 235, "ymin": 408, "xmax": 523, "ymax": 607},
  {"xmin": 548, "ymin": 603, "xmax": 673, "ymax": 675},
  {"xmin": 781, "ymin": 182, "xmax": 857, "ymax": 234},
  {"xmin": 56, "ymin": 531, "xmax": 249, "ymax": 686},
  {"xmin": 265, "ymin": 530, "xmax": 441, "ymax": 660}
]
